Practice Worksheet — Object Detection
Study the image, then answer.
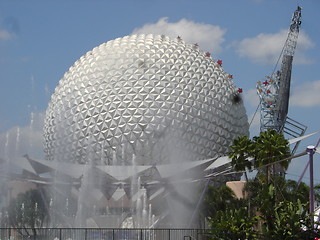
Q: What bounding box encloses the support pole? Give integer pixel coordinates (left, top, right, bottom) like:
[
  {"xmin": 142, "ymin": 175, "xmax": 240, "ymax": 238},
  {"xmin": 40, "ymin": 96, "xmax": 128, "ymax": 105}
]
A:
[{"xmin": 306, "ymin": 145, "xmax": 316, "ymax": 225}]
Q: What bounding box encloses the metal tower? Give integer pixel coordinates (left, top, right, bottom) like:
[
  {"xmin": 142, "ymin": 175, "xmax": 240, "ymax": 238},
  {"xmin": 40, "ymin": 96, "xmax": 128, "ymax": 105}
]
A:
[{"xmin": 257, "ymin": 6, "xmax": 305, "ymax": 139}]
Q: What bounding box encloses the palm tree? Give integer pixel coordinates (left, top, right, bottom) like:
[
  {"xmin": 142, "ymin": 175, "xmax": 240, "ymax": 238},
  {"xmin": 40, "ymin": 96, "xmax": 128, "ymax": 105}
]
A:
[
  {"xmin": 229, "ymin": 135, "xmax": 254, "ymax": 182},
  {"xmin": 252, "ymin": 129, "xmax": 291, "ymax": 183}
]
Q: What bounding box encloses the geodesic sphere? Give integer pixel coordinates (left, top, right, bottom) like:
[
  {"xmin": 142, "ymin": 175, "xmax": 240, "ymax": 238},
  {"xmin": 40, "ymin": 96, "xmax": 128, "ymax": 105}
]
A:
[{"xmin": 44, "ymin": 34, "xmax": 249, "ymax": 165}]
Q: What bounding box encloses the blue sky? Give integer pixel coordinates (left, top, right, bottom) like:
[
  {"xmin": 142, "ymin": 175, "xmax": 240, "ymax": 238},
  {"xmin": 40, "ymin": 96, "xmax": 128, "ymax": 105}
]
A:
[{"xmin": 0, "ymin": 0, "xmax": 319, "ymax": 183}]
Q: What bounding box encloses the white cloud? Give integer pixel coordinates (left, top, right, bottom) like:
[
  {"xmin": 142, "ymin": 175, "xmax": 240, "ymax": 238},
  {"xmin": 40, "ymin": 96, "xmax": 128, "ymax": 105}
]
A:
[
  {"xmin": 132, "ymin": 17, "xmax": 226, "ymax": 53},
  {"xmin": 0, "ymin": 112, "xmax": 45, "ymax": 161},
  {"xmin": 236, "ymin": 29, "xmax": 314, "ymax": 64},
  {"xmin": 294, "ymin": 30, "xmax": 315, "ymax": 64},
  {"xmin": 243, "ymin": 88, "xmax": 260, "ymax": 108},
  {"xmin": 291, "ymin": 80, "xmax": 320, "ymax": 107},
  {"xmin": 0, "ymin": 29, "xmax": 13, "ymax": 40}
]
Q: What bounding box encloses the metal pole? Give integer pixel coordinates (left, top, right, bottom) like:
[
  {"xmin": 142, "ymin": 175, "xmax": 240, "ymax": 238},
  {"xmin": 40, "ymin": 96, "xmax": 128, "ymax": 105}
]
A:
[{"xmin": 307, "ymin": 145, "xmax": 316, "ymax": 225}]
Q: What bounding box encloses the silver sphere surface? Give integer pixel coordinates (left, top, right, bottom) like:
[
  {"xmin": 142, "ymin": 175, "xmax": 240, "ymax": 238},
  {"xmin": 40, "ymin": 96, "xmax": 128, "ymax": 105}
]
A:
[{"xmin": 44, "ymin": 34, "xmax": 249, "ymax": 165}]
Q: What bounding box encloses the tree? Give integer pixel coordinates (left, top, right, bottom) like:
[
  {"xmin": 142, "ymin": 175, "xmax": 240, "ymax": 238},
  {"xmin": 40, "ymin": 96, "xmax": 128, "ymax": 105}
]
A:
[
  {"xmin": 281, "ymin": 179, "xmax": 309, "ymax": 205},
  {"xmin": 204, "ymin": 177, "xmax": 314, "ymax": 238},
  {"xmin": 208, "ymin": 207, "xmax": 259, "ymax": 240},
  {"xmin": 242, "ymin": 176, "xmax": 316, "ymax": 238},
  {"xmin": 229, "ymin": 129, "xmax": 291, "ymax": 183},
  {"xmin": 225, "ymin": 130, "xmax": 292, "ymax": 187},
  {"xmin": 252, "ymin": 129, "xmax": 291, "ymax": 182},
  {"xmin": 202, "ymin": 185, "xmax": 246, "ymax": 220},
  {"xmin": 262, "ymin": 199, "xmax": 319, "ymax": 239},
  {"xmin": 228, "ymin": 135, "xmax": 253, "ymax": 182},
  {"xmin": 7, "ymin": 188, "xmax": 50, "ymax": 237},
  {"xmin": 313, "ymin": 184, "xmax": 320, "ymax": 204},
  {"xmin": 206, "ymin": 131, "xmax": 311, "ymax": 238}
]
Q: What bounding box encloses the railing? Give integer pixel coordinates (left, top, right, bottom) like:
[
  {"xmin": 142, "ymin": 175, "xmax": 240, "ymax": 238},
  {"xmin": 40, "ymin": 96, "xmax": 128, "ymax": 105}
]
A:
[{"xmin": 0, "ymin": 228, "xmax": 209, "ymax": 240}]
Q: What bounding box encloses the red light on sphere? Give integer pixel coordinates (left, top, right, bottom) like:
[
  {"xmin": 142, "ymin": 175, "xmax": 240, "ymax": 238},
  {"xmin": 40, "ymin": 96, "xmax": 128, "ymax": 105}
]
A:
[
  {"xmin": 237, "ymin": 88, "xmax": 243, "ymax": 93},
  {"xmin": 217, "ymin": 59, "xmax": 222, "ymax": 65}
]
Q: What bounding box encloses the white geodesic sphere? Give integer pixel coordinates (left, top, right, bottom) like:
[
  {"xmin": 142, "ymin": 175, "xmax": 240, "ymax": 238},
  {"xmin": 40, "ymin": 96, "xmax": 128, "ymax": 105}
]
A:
[{"xmin": 44, "ymin": 34, "xmax": 249, "ymax": 165}]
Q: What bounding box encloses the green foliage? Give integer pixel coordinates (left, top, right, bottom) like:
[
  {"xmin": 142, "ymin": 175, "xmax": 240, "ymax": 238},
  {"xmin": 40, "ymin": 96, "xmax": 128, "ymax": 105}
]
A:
[
  {"xmin": 206, "ymin": 179, "xmax": 316, "ymax": 239},
  {"xmin": 314, "ymin": 184, "xmax": 320, "ymax": 203},
  {"xmin": 244, "ymin": 175, "xmax": 309, "ymax": 207},
  {"xmin": 264, "ymin": 200, "xmax": 314, "ymax": 239},
  {"xmin": 229, "ymin": 129, "xmax": 291, "ymax": 182},
  {"xmin": 203, "ymin": 185, "xmax": 246, "ymax": 219},
  {"xmin": 277, "ymin": 178, "xmax": 310, "ymax": 205},
  {"xmin": 253, "ymin": 130, "xmax": 291, "ymax": 184},
  {"xmin": 205, "ymin": 130, "xmax": 315, "ymax": 239},
  {"xmin": 244, "ymin": 176, "xmax": 313, "ymax": 235},
  {"xmin": 252, "ymin": 129, "xmax": 291, "ymax": 169},
  {"xmin": 208, "ymin": 207, "xmax": 259, "ymax": 240},
  {"xmin": 204, "ymin": 185, "xmax": 258, "ymax": 239},
  {"xmin": 229, "ymin": 135, "xmax": 253, "ymax": 181}
]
